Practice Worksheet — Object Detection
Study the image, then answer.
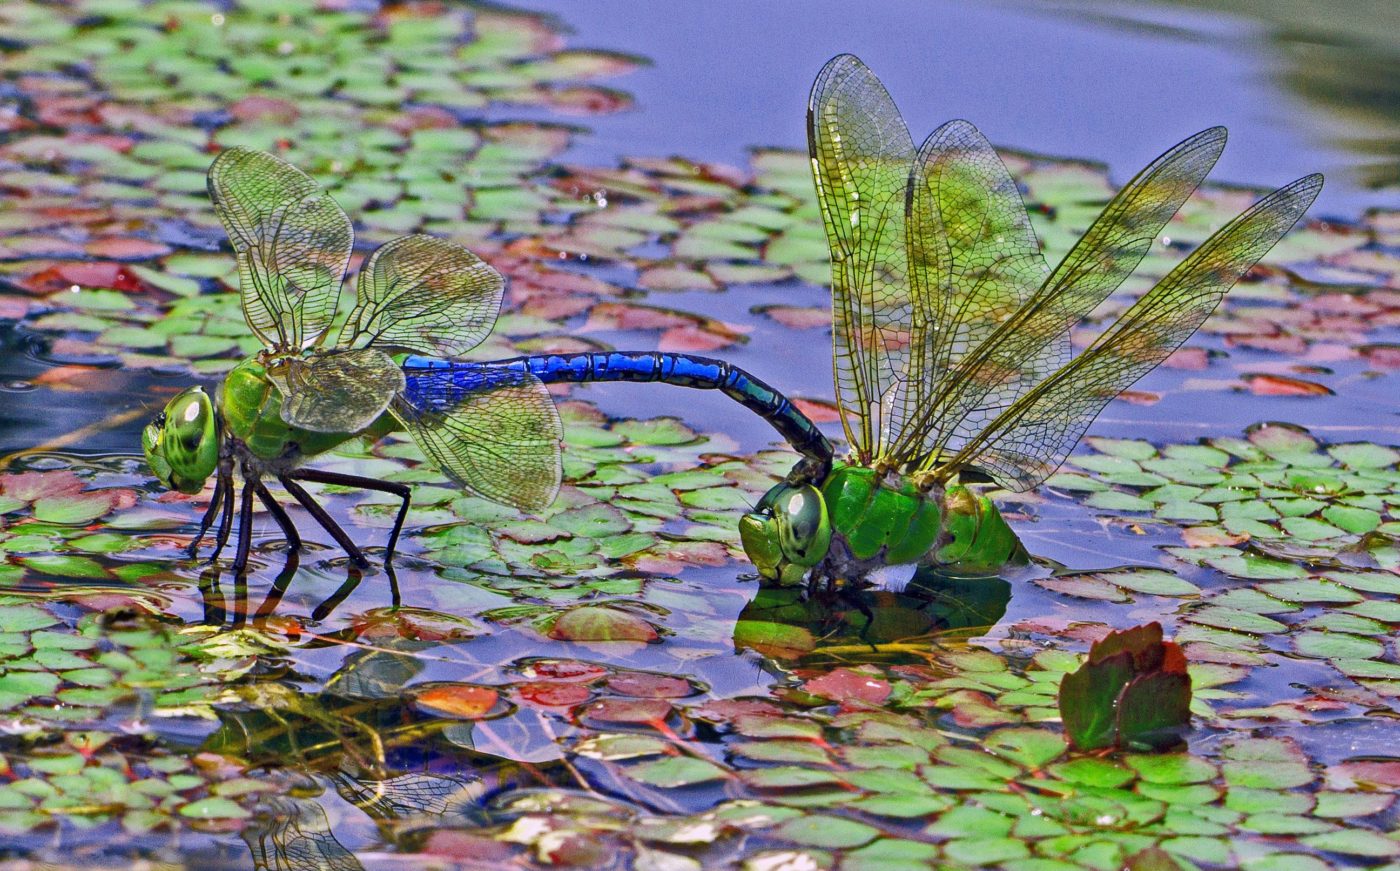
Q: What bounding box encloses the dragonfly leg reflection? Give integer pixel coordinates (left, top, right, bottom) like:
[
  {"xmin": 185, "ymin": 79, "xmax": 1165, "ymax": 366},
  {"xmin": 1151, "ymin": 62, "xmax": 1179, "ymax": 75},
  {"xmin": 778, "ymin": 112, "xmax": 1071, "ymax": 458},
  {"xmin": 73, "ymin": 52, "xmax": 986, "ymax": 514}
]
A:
[
  {"xmin": 285, "ymin": 468, "xmax": 411, "ymax": 563},
  {"xmin": 278, "ymin": 474, "xmax": 371, "ymax": 568},
  {"xmin": 230, "ymin": 471, "xmax": 259, "ymax": 576}
]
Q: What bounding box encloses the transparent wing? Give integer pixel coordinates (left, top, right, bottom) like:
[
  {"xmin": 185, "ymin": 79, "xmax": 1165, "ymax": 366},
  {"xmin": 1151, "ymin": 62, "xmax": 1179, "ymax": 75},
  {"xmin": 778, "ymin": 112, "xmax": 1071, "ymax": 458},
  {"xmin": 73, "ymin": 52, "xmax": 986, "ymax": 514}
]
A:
[
  {"xmin": 889, "ymin": 119, "xmax": 1050, "ymax": 465},
  {"xmin": 808, "ymin": 54, "xmax": 916, "ymax": 464},
  {"xmin": 393, "ymin": 366, "xmax": 563, "ymax": 511},
  {"xmin": 331, "ymin": 769, "xmax": 479, "ymax": 822},
  {"xmin": 915, "ymin": 127, "xmax": 1229, "ymax": 470},
  {"xmin": 337, "ymin": 234, "xmax": 505, "ymax": 357},
  {"xmin": 242, "ymin": 795, "xmax": 363, "ymax": 871},
  {"xmin": 208, "ymin": 147, "xmax": 353, "ymax": 352},
  {"xmin": 270, "ymin": 348, "xmax": 405, "ymax": 434},
  {"xmin": 938, "ymin": 174, "xmax": 1322, "ymax": 490}
]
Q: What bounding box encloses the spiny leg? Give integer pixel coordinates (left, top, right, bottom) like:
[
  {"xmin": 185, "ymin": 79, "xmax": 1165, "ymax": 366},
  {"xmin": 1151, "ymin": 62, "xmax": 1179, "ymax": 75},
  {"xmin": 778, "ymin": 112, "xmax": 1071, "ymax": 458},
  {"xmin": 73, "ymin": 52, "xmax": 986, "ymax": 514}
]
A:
[
  {"xmin": 285, "ymin": 469, "xmax": 412, "ymax": 563},
  {"xmin": 278, "ymin": 475, "xmax": 370, "ymax": 568},
  {"xmin": 230, "ymin": 471, "xmax": 259, "ymax": 576},
  {"xmin": 188, "ymin": 457, "xmax": 232, "ymax": 558},
  {"xmin": 298, "ymin": 469, "xmax": 411, "ymax": 562},
  {"xmin": 255, "ymin": 480, "xmax": 302, "ymax": 552},
  {"xmin": 207, "ymin": 463, "xmax": 237, "ymax": 563}
]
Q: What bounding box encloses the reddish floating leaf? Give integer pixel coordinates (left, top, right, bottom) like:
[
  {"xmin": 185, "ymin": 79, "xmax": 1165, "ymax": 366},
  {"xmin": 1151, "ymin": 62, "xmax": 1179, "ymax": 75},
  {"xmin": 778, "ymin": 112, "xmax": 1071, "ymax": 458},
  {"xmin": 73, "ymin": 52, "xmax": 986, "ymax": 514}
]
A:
[
  {"xmin": 584, "ymin": 697, "xmax": 673, "ymax": 725},
  {"xmin": 604, "ymin": 673, "xmax": 694, "ymax": 699},
  {"xmin": 83, "ymin": 237, "xmax": 174, "ymax": 261},
  {"xmin": 227, "ymin": 95, "xmax": 300, "ymax": 123},
  {"xmin": 791, "ymin": 397, "xmax": 842, "ymax": 424},
  {"xmin": 1, "ymin": 470, "xmax": 86, "ymax": 502},
  {"xmin": 549, "ymin": 606, "xmax": 659, "ymax": 643},
  {"xmin": 1163, "ymin": 347, "xmax": 1210, "ymax": 370},
  {"xmin": 690, "ymin": 698, "xmax": 783, "ymax": 723},
  {"xmin": 521, "ymin": 659, "xmax": 609, "ymax": 682},
  {"xmin": 421, "ymin": 831, "xmax": 516, "ymax": 862},
  {"xmin": 801, "ymin": 668, "xmax": 890, "ymax": 706},
  {"xmin": 754, "ymin": 304, "xmax": 830, "ymax": 329},
  {"xmin": 1244, "ymin": 373, "xmax": 1333, "ymax": 396},
  {"xmin": 516, "ymin": 681, "xmax": 592, "ymax": 708},
  {"xmin": 411, "ymin": 684, "xmax": 500, "ymax": 720},
  {"xmin": 22, "ymin": 261, "xmax": 149, "ymax": 294}
]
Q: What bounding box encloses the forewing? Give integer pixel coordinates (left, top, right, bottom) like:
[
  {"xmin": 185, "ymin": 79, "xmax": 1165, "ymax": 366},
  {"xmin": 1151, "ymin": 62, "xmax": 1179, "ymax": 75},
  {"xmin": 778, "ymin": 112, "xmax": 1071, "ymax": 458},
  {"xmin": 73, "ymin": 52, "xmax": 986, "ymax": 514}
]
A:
[
  {"xmin": 917, "ymin": 127, "xmax": 1228, "ymax": 468},
  {"xmin": 393, "ymin": 366, "xmax": 563, "ymax": 511},
  {"xmin": 338, "ymin": 234, "xmax": 505, "ymax": 356},
  {"xmin": 208, "ymin": 147, "xmax": 353, "ymax": 351},
  {"xmin": 892, "ymin": 119, "xmax": 1050, "ymax": 463},
  {"xmin": 272, "ymin": 348, "xmax": 405, "ymax": 434},
  {"xmin": 943, "ymin": 174, "xmax": 1322, "ymax": 490},
  {"xmin": 808, "ymin": 54, "xmax": 916, "ymax": 463}
]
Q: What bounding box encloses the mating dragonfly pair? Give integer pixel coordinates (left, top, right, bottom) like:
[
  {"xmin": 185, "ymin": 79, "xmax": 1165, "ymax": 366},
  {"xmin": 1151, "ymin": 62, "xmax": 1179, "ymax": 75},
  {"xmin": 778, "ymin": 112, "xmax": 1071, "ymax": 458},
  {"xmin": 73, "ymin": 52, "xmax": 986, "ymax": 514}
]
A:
[{"xmin": 142, "ymin": 54, "xmax": 1320, "ymax": 589}]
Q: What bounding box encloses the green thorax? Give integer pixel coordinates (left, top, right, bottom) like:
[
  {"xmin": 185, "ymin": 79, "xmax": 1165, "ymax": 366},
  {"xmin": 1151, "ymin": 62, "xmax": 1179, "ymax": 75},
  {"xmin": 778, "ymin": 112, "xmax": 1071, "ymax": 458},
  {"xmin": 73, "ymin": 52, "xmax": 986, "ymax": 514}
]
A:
[
  {"xmin": 821, "ymin": 463, "xmax": 1024, "ymax": 574},
  {"xmin": 218, "ymin": 356, "xmax": 387, "ymax": 462}
]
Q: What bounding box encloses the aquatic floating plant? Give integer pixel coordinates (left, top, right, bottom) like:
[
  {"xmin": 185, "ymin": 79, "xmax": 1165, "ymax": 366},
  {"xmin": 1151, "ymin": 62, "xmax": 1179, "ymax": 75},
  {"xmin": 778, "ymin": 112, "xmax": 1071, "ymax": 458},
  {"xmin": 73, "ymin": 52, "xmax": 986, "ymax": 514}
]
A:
[
  {"xmin": 1059, "ymin": 622, "xmax": 1193, "ymax": 752},
  {"xmin": 142, "ymin": 147, "xmax": 830, "ymax": 576},
  {"xmin": 740, "ymin": 54, "xmax": 1323, "ymax": 590}
]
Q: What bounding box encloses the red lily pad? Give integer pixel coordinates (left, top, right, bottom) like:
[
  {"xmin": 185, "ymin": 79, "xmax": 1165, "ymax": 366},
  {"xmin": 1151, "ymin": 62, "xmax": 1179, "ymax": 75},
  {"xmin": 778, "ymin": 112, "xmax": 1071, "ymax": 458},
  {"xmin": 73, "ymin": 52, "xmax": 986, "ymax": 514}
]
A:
[
  {"xmin": 604, "ymin": 673, "xmax": 695, "ymax": 699},
  {"xmin": 516, "ymin": 682, "xmax": 592, "ymax": 708},
  {"xmin": 583, "ymin": 697, "xmax": 674, "ymax": 725},
  {"xmin": 519, "ymin": 659, "xmax": 609, "ymax": 682},
  {"xmin": 801, "ymin": 668, "xmax": 891, "ymax": 706},
  {"xmin": 548, "ymin": 606, "xmax": 659, "ymax": 643},
  {"xmin": 409, "ymin": 683, "xmax": 502, "ymax": 720},
  {"xmin": 1, "ymin": 471, "xmax": 86, "ymax": 502},
  {"xmin": 1244, "ymin": 373, "xmax": 1333, "ymax": 396}
]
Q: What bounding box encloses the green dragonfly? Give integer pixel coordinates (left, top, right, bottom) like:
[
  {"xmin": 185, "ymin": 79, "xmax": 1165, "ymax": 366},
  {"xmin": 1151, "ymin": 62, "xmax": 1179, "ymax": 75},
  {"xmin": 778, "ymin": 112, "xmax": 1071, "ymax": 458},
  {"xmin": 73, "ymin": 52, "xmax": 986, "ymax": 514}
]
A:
[
  {"xmin": 739, "ymin": 54, "xmax": 1322, "ymax": 589},
  {"xmin": 142, "ymin": 148, "xmax": 830, "ymax": 577}
]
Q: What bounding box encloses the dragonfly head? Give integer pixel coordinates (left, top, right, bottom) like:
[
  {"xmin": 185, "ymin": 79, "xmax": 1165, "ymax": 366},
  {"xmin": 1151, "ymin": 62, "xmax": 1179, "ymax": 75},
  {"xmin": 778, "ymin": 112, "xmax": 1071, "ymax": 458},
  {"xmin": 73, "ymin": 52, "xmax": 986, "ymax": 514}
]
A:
[
  {"xmin": 143, "ymin": 387, "xmax": 220, "ymax": 495},
  {"xmin": 739, "ymin": 482, "xmax": 831, "ymax": 586}
]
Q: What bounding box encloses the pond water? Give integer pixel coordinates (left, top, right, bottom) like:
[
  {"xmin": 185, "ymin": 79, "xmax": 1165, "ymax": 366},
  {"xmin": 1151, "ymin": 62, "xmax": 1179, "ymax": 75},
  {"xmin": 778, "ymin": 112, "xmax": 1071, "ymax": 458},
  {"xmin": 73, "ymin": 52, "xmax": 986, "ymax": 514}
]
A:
[{"xmin": 0, "ymin": 1, "xmax": 1398, "ymax": 869}]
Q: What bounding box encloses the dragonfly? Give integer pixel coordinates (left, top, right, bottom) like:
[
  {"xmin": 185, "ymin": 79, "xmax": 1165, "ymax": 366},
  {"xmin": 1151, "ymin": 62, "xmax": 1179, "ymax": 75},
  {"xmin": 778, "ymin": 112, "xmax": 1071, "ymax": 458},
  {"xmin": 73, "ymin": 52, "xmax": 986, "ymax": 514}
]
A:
[
  {"xmin": 142, "ymin": 147, "xmax": 831, "ymax": 577},
  {"xmin": 739, "ymin": 54, "xmax": 1323, "ymax": 589}
]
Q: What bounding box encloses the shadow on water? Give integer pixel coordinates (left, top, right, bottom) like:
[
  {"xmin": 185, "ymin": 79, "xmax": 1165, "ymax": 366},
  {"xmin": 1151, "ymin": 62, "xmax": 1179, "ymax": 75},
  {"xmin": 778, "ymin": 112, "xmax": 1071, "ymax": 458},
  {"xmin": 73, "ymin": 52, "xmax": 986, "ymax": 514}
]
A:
[{"xmin": 733, "ymin": 570, "xmax": 1014, "ymax": 666}]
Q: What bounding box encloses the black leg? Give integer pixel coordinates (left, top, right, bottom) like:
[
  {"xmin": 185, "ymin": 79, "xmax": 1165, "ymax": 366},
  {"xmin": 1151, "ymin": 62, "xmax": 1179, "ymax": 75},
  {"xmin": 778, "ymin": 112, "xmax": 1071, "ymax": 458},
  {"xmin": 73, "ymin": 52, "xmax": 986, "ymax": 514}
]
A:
[
  {"xmin": 278, "ymin": 475, "xmax": 370, "ymax": 568},
  {"xmin": 285, "ymin": 469, "xmax": 411, "ymax": 563},
  {"xmin": 256, "ymin": 480, "xmax": 301, "ymax": 552},
  {"xmin": 253, "ymin": 550, "xmax": 300, "ymax": 624},
  {"xmin": 188, "ymin": 458, "xmax": 231, "ymax": 558},
  {"xmin": 207, "ymin": 463, "xmax": 237, "ymax": 564},
  {"xmin": 230, "ymin": 472, "xmax": 258, "ymax": 576},
  {"xmin": 198, "ymin": 564, "xmax": 226, "ymax": 627},
  {"xmin": 311, "ymin": 566, "xmax": 363, "ymax": 623}
]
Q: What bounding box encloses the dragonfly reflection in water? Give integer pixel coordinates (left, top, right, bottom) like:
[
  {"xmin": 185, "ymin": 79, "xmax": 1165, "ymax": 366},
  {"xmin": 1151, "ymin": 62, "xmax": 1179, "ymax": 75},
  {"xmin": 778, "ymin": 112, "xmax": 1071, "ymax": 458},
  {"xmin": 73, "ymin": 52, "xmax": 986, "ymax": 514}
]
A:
[
  {"xmin": 141, "ymin": 148, "xmax": 831, "ymax": 578},
  {"xmin": 739, "ymin": 55, "xmax": 1323, "ymax": 591}
]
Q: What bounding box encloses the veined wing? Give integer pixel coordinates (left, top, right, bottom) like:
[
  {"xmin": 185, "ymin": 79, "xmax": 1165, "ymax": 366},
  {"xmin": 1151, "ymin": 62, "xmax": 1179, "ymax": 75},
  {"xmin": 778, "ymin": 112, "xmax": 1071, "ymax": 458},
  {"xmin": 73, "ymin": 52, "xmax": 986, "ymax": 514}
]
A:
[
  {"xmin": 808, "ymin": 54, "xmax": 916, "ymax": 464},
  {"xmin": 934, "ymin": 173, "xmax": 1322, "ymax": 490},
  {"xmin": 888, "ymin": 119, "xmax": 1050, "ymax": 465},
  {"xmin": 242, "ymin": 795, "xmax": 363, "ymax": 871},
  {"xmin": 336, "ymin": 234, "xmax": 505, "ymax": 357},
  {"xmin": 393, "ymin": 365, "xmax": 563, "ymax": 511},
  {"xmin": 208, "ymin": 147, "xmax": 353, "ymax": 352},
  {"xmin": 270, "ymin": 348, "xmax": 405, "ymax": 434},
  {"xmin": 913, "ymin": 127, "xmax": 1229, "ymax": 472}
]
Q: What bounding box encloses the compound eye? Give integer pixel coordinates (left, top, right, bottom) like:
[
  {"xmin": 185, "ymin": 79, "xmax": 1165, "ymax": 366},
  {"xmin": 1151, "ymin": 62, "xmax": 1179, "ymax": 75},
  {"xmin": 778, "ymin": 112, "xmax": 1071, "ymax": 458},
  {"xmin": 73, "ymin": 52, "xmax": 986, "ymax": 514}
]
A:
[{"xmin": 775, "ymin": 484, "xmax": 831, "ymax": 568}]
